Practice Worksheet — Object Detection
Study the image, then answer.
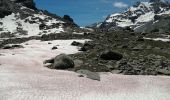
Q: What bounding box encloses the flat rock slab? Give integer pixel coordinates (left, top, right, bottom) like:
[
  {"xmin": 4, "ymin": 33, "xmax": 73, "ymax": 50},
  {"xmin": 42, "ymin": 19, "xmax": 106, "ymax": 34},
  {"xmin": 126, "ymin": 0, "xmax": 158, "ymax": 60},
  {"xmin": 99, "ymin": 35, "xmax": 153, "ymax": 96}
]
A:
[{"xmin": 76, "ymin": 69, "xmax": 100, "ymax": 81}]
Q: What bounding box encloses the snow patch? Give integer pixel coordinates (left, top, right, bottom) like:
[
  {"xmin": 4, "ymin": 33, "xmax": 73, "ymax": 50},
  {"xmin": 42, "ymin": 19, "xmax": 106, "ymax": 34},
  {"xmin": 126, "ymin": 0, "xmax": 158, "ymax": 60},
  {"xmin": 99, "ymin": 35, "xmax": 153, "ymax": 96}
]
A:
[
  {"xmin": 144, "ymin": 37, "xmax": 170, "ymax": 42},
  {"xmin": 0, "ymin": 13, "xmax": 66, "ymax": 38},
  {"xmin": 136, "ymin": 12, "xmax": 155, "ymax": 23}
]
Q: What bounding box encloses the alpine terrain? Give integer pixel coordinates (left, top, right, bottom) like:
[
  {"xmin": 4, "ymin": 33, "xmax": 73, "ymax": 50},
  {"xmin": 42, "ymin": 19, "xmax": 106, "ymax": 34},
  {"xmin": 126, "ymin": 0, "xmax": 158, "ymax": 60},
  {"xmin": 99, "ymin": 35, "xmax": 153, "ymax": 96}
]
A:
[
  {"xmin": 0, "ymin": 0, "xmax": 78, "ymax": 38},
  {"xmin": 0, "ymin": 0, "xmax": 170, "ymax": 100}
]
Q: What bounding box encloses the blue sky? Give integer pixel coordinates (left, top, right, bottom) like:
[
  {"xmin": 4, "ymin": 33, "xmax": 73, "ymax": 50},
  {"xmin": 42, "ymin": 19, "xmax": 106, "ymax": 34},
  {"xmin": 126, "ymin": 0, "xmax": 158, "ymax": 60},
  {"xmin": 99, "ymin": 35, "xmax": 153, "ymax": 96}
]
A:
[{"xmin": 34, "ymin": 0, "xmax": 170, "ymax": 26}]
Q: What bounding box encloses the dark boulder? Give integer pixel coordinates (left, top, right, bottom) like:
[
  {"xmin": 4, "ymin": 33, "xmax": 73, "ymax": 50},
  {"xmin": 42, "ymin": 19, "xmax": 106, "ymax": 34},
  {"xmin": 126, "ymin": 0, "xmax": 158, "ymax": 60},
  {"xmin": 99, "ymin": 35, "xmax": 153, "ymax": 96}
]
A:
[
  {"xmin": 100, "ymin": 50, "xmax": 123, "ymax": 60},
  {"xmin": 71, "ymin": 41, "xmax": 82, "ymax": 46},
  {"xmin": 52, "ymin": 54, "xmax": 74, "ymax": 69}
]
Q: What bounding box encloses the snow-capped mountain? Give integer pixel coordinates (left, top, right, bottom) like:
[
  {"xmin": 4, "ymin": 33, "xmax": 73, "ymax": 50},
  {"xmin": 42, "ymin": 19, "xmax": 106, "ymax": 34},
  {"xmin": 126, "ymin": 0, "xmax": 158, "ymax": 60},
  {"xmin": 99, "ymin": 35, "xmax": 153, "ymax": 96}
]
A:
[
  {"xmin": 94, "ymin": 0, "xmax": 170, "ymax": 32},
  {"xmin": 0, "ymin": 0, "xmax": 78, "ymax": 38}
]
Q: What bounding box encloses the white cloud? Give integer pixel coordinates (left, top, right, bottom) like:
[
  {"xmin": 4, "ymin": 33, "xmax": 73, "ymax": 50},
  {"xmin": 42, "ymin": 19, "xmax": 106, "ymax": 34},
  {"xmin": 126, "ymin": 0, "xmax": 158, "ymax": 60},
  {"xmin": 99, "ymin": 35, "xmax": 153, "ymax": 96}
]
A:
[{"xmin": 113, "ymin": 2, "xmax": 128, "ymax": 8}]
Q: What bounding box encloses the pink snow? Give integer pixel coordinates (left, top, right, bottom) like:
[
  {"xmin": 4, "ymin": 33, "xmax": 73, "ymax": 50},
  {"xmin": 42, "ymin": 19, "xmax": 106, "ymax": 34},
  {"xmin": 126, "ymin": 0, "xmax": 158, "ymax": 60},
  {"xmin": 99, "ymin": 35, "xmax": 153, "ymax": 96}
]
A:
[{"xmin": 0, "ymin": 40, "xmax": 170, "ymax": 100}]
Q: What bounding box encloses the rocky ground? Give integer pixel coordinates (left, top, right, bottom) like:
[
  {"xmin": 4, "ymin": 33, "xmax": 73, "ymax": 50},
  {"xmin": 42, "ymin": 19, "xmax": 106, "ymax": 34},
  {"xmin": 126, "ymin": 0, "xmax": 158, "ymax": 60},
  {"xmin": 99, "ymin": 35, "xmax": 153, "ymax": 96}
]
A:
[
  {"xmin": 1, "ymin": 0, "xmax": 170, "ymax": 100},
  {"xmin": 70, "ymin": 30, "xmax": 170, "ymax": 75},
  {"xmin": 41, "ymin": 29, "xmax": 170, "ymax": 76},
  {"xmin": 1, "ymin": 28, "xmax": 170, "ymax": 76}
]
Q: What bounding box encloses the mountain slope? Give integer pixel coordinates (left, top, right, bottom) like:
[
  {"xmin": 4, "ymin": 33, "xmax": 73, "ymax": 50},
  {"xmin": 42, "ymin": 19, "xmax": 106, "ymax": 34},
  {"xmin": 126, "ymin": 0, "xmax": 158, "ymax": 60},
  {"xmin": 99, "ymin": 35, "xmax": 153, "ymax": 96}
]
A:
[
  {"xmin": 0, "ymin": 0, "xmax": 78, "ymax": 38},
  {"xmin": 93, "ymin": 0, "xmax": 170, "ymax": 33}
]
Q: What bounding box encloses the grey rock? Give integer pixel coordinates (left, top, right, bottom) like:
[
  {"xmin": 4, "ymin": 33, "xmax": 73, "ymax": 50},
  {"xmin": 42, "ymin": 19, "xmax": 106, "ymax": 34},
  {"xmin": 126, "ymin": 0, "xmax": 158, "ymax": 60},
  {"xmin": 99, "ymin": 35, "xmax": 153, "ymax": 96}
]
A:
[
  {"xmin": 111, "ymin": 70, "xmax": 122, "ymax": 74},
  {"xmin": 76, "ymin": 69, "xmax": 100, "ymax": 81},
  {"xmin": 52, "ymin": 54, "xmax": 74, "ymax": 69},
  {"xmin": 157, "ymin": 69, "xmax": 170, "ymax": 75}
]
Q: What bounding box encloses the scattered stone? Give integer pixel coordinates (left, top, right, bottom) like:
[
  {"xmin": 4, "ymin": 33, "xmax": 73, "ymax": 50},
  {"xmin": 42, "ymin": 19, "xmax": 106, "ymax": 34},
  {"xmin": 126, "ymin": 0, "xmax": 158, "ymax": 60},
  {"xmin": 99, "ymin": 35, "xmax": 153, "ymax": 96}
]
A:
[
  {"xmin": 3, "ymin": 44, "xmax": 24, "ymax": 49},
  {"xmin": 71, "ymin": 41, "xmax": 82, "ymax": 46},
  {"xmin": 39, "ymin": 23, "xmax": 47, "ymax": 30},
  {"xmin": 78, "ymin": 74, "xmax": 84, "ymax": 77},
  {"xmin": 52, "ymin": 46, "xmax": 58, "ymax": 50},
  {"xmin": 76, "ymin": 69, "xmax": 100, "ymax": 81},
  {"xmin": 100, "ymin": 50, "xmax": 123, "ymax": 60}
]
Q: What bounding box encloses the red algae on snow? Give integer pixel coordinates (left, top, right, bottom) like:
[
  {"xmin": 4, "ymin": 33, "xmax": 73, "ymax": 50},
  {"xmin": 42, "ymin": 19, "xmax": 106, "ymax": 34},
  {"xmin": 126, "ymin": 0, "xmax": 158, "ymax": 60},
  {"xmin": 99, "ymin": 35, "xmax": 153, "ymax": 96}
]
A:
[{"xmin": 0, "ymin": 40, "xmax": 170, "ymax": 100}]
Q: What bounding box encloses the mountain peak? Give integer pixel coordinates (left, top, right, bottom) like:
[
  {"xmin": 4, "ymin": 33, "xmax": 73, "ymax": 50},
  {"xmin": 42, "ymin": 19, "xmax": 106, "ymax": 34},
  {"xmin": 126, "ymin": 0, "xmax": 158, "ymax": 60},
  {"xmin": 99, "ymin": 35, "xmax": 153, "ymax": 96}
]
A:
[
  {"xmin": 11, "ymin": 0, "xmax": 36, "ymax": 10},
  {"xmin": 0, "ymin": 0, "xmax": 37, "ymax": 10}
]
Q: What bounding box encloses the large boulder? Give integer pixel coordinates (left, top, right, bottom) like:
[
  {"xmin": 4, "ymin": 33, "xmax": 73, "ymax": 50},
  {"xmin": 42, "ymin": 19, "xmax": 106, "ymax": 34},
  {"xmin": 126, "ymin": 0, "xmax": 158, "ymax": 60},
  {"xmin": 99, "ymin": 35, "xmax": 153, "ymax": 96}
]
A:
[
  {"xmin": 100, "ymin": 50, "xmax": 123, "ymax": 60},
  {"xmin": 79, "ymin": 42, "xmax": 95, "ymax": 51},
  {"xmin": 52, "ymin": 54, "xmax": 74, "ymax": 69}
]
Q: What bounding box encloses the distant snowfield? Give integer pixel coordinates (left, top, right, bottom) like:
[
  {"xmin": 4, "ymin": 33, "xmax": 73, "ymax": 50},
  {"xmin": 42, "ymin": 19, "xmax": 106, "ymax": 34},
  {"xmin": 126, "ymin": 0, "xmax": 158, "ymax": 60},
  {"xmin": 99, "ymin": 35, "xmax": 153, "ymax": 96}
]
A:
[
  {"xmin": 0, "ymin": 12, "xmax": 65, "ymax": 38},
  {"xmin": 0, "ymin": 39, "xmax": 170, "ymax": 100}
]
